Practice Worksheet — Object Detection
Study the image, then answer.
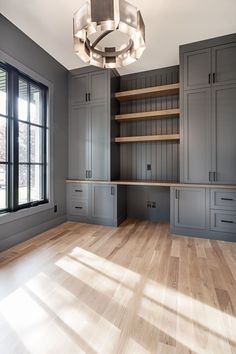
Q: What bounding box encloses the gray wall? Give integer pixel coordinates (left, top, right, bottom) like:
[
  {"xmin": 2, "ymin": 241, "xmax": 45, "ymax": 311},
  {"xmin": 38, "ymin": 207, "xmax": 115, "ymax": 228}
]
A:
[{"xmin": 0, "ymin": 15, "xmax": 68, "ymax": 251}]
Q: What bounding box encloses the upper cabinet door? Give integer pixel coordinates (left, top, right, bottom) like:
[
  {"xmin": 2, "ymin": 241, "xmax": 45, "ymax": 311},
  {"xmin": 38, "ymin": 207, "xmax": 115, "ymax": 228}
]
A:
[
  {"xmin": 89, "ymin": 102, "xmax": 109, "ymax": 181},
  {"xmin": 69, "ymin": 104, "xmax": 89, "ymax": 180},
  {"xmin": 212, "ymin": 43, "xmax": 236, "ymax": 85},
  {"xmin": 183, "ymin": 49, "xmax": 211, "ymax": 90},
  {"xmin": 212, "ymin": 84, "xmax": 236, "ymax": 184},
  {"xmin": 70, "ymin": 74, "xmax": 89, "ymax": 105},
  {"xmin": 183, "ymin": 88, "xmax": 212, "ymax": 183},
  {"xmin": 89, "ymin": 71, "xmax": 108, "ymax": 102}
]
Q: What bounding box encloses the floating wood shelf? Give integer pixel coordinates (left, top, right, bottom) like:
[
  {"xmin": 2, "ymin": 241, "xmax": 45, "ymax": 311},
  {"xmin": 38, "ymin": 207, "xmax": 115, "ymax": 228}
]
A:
[
  {"xmin": 115, "ymin": 134, "xmax": 180, "ymax": 143},
  {"xmin": 115, "ymin": 83, "xmax": 180, "ymax": 102},
  {"xmin": 115, "ymin": 108, "xmax": 180, "ymax": 122}
]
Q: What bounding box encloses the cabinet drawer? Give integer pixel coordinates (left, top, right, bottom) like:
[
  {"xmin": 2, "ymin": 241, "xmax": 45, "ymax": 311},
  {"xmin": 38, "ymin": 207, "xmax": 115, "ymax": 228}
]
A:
[
  {"xmin": 211, "ymin": 210, "xmax": 236, "ymax": 234},
  {"xmin": 68, "ymin": 200, "xmax": 88, "ymax": 217},
  {"xmin": 68, "ymin": 183, "xmax": 88, "ymax": 200},
  {"xmin": 211, "ymin": 189, "xmax": 236, "ymax": 210}
]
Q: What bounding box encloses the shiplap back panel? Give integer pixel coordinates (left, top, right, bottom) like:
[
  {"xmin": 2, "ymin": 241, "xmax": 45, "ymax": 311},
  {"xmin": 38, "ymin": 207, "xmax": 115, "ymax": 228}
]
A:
[{"xmin": 119, "ymin": 66, "xmax": 180, "ymax": 181}]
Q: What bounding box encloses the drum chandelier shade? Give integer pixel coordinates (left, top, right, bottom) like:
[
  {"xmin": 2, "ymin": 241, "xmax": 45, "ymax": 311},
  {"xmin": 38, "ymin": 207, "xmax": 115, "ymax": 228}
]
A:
[{"xmin": 73, "ymin": 0, "xmax": 146, "ymax": 68}]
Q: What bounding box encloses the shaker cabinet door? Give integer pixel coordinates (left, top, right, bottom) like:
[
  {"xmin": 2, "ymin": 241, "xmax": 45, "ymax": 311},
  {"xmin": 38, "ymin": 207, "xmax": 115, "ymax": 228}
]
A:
[
  {"xmin": 174, "ymin": 188, "xmax": 206, "ymax": 230},
  {"xmin": 212, "ymin": 43, "xmax": 236, "ymax": 86},
  {"xmin": 91, "ymin": 184, "xmax": 115, "ymax": 221},
  {"xmin": 212, "ymin": 84, "xmax": 236, "ymax": 184},
  {"xmin": 183, "ymin": 49, "xmax": 211, "ymax": 90},
  {"xmin": 70, "ymin": 74, "xmax": 89, "ymax": 105},
  {"xmin": 69, "ymin": 104, "xmax": 89, "ymax": 179},
  {"xmin": 90, "ymin": 103, "xmax": 109, "ymax": 181},
  {"xmin": 183, "ymin": 89, "xmax": 212, "ymax": 183},
  {"xmin": 90, "ymin": 71, "xmax": 108, "ymax": 102}
]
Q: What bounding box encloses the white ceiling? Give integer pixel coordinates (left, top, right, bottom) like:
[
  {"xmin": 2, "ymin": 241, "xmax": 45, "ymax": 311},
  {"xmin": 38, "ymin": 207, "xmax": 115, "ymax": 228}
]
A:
[{"xmin": 0, "ymin": 0, "xmax": 236, "ymax": 75}]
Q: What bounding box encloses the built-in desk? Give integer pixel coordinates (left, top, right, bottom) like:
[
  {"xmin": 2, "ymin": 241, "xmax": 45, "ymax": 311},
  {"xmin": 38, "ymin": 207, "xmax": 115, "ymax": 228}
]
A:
[
  {"xmin": 66, "ymin": 179, "xmax": 236, "ymax": 189},
  {"xmin": 66, "ymin": 180, "xmax": 236, "ymax": 241}
]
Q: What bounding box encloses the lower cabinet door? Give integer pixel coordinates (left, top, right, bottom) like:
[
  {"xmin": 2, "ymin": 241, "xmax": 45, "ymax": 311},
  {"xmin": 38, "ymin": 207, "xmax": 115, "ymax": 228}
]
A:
[
  {"xmin": 174, "ymin": 188, "xmax": 206, "ymax": 229},
  {"xmin": 91, "ymin": 184, "xmax": 116, "ymax": 223}
]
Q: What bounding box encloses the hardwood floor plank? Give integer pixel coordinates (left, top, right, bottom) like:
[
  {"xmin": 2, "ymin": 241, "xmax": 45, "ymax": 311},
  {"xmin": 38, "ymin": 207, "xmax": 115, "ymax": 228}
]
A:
[{"xmin": 0, "ymin": 219, "xmax": 236, "ymax": 354}]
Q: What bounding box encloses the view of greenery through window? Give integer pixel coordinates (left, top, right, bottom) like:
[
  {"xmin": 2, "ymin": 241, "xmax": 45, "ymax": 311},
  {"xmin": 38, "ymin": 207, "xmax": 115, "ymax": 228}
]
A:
[{"xmin": 0, "ymin": 65, "xmax": 47, "ymax": 212}]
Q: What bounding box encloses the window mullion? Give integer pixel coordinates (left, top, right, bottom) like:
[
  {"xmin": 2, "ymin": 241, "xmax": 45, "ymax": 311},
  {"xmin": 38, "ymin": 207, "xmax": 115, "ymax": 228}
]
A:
[{"xmin": 12, "ymin": 71, "xmax": 19, "ymax": 211}]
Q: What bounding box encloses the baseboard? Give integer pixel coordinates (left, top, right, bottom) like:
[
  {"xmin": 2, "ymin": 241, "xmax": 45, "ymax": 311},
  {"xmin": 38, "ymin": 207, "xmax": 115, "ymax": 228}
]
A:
[{"xmin": 0, "ymin": 215, "xmax": 66, "ymax": 252}]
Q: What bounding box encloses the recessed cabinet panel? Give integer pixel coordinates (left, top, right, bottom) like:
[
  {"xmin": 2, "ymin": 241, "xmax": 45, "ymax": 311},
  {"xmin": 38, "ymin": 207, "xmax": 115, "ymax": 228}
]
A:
[
  {"xmin": 211, "ymin": 189, "xmax": 236, "ymax": 210},
  {"xmin": 212, "ymin": 43, "xmax": 236, "ymax": 85},
  {"xmin": 90, "ymin": 71, "xmax": 108, "ymax": 102},
  {"xmin": 174, "ymin": 188, "xmax": 206, "ymax": 229},
  {"xmin": 69, "ymin": 183, "xmax": 88, "ymax": 200},
  {"xmin": 212, "ymin": 85, "xmax": 236, "ymax": 184},
  {"xmin": 211, "ymin": 210, "xmax": 236, "ymax": 234},
  {"xmin": 69, "ymin": 200, "xmax": 89, "ymax": 217},
  {"xmin": 69, "ymin": 105, "xmax": 89, "ymax": 180},
  {"xmin": 91, "ymin": 184, "xmax": 115, "ymax": 221},
  {"xmin": 90, "ymin": 103, "xmax": 109, "ymax": 180},
  {"xmin": 183, "ymin": 89, "xmax": 211, "ymax": 183},
  {"xmin": 184, "ymin": 49, "xmax": 211, "ymax": 90},
  {"xmin": 71, "ymin": 74, "xmax": 88, "ymax": 105}
]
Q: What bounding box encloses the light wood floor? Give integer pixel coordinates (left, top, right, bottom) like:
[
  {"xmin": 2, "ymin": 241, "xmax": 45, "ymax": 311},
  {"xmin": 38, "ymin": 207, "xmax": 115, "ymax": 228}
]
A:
[{"xmin": 0, "ymin": 219, "xmax": 236, "ymax": 354}]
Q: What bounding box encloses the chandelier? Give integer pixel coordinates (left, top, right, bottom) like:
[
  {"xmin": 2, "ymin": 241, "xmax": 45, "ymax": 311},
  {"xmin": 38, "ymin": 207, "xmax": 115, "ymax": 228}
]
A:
[{"xmin": 73, "ymin": 0, "xmax": 145, "ymax": 68}]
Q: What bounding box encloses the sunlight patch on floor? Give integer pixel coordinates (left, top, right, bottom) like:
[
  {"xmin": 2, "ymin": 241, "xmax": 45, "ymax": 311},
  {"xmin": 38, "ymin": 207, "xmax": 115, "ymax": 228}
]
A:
[
  {"xmin": 56, "ymin": 255, "xmax": 134, "ymax": 307},
  {"xmin": 0, "ymin": 287, "xmax": 85, "ymax": 354},
  {"xmin": 143, "ymin": 279, "xmax": 236, "ymax": 344},
  {"xmin": 26, "ymin": 272, "xmax": 121, "ymax": 354},
  {"xmin": 70, "ymin": 246, "xmax": 140, "ymax": 289}
]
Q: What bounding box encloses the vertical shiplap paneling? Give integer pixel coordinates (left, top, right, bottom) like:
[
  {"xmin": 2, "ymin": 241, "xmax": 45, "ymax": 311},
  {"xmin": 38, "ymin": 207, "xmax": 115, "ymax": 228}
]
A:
[{"xmin": 119, "ymin": 66, "xmax": 180, "ymax": 181}]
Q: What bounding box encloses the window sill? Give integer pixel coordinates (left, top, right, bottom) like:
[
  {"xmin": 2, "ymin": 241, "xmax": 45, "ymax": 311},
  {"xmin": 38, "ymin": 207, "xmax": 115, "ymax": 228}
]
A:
[{"xmin": 0, "ymin": 202, "xmax": 54, "ymax": 225}]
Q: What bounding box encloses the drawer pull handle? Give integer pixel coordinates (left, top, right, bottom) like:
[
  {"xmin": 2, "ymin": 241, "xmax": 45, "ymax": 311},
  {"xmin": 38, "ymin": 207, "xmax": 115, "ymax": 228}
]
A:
[
  {"xmin": 221, "ymin": 219, "xmax": 234, "ymax": 224},
  {"xmin": 75, "ymin": 206, "xmax": 83, "ymax": 209},
  {"xmin": 75, "ymin": 189, "xmax": 83, "ymax": 192},
  {"xmin": 221, "ymin": 198, "xmax": 233, "ymax": 201}
]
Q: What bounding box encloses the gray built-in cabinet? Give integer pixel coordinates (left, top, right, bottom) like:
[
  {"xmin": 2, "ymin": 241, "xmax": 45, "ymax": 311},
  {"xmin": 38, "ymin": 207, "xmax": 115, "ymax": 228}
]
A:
[
  {"xmin": 68, "ymin": 67, "xmax": 120, "ymax": 181},
  {"xmin": 67, "ymin": 182, "xmax": 126, "ymax": 226},
  {"xmin": 180, "ymin": 35, "xmax": 236, "ymax": 184},
  {"xmin": 171, "ymin": 187, "xmax": 236, "ymax": 240}
]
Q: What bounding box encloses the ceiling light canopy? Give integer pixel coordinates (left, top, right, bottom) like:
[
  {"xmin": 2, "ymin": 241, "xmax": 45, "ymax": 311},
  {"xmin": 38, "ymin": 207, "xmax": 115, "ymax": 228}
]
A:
[{"xmin": 73, "ymin": 0, "xmax": 145, "ymax": 68}]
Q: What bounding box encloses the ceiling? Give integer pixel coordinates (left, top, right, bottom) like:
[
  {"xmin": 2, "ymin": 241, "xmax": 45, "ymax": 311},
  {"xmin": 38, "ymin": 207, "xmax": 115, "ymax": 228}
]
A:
[{"xmin": 0, "ymin": 0, "xmax": 236, "ymax": 75}]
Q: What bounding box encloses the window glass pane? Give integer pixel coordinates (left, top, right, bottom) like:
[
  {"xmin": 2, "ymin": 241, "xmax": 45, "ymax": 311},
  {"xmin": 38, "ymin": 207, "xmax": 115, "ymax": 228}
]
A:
[
  {"xmin": 0, "ymin": 117, "xmax": 7, "ymax": 161},
  {"xmin": 30, "ymin": 165, "xmax": 43, "ymax": 201},
  {"xmin": 19, "ymin": 122, "xmax": 29, "ymax": 162},
  {"xmin": 18, "ymin": 79, "xmax": 28, "ymax": 121},
  {"xmin": 0, "ymin": 68, "xmax": 7, "ymax": 116},
  {"xmin": 19, "ymin": 164, "xmax": 29, "ymax": 204},
  {"xmin": 30, "ymin": 85, "xmax": 43, "ymax": 125},
  {"xmin": 0, "ymin": 164, "xmax": 7, "ymax": 210},
  {"xmin": 30, "ymin": 126, "xmax": 43, "ymax": 163}
]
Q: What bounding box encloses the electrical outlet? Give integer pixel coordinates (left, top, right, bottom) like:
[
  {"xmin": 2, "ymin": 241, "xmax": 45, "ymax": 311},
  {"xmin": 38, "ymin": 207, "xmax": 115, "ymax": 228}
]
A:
[
  {"xmin": 147, "ymin": 164, "xmax": 151, "ymax": 171},
  {"xmin": 147, "ymin": 201, "xmax": 151, "ymax": 208},
  {"xmin": 54, "ymin": 205, "xmax": 57, "ymax": 213},
  {"xmin": 152, "ymin": 202, "xmax": 156, "ymax": 208}
]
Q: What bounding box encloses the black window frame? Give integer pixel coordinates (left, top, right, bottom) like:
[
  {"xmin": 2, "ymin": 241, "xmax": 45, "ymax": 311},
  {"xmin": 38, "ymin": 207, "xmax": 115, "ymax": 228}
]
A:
[{"xmin": 0, "ymin": 61, "xmax": 48, "ymax": 214}]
